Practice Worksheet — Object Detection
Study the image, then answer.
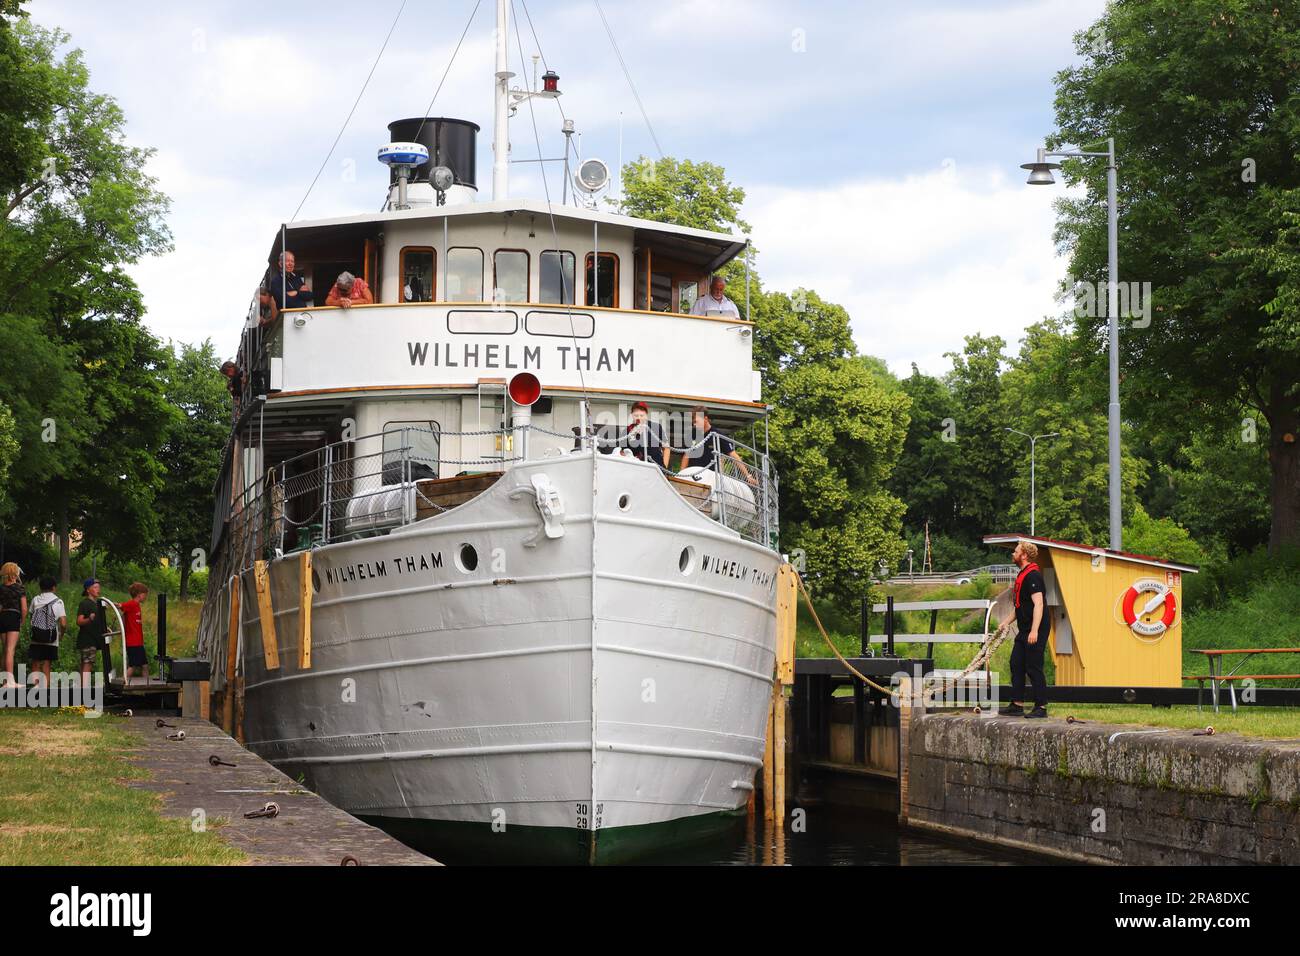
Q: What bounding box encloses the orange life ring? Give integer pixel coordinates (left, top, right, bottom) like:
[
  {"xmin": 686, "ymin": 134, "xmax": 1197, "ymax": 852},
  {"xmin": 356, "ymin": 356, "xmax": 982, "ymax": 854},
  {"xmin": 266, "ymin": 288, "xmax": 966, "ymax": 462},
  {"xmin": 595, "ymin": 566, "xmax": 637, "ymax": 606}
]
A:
[{"xmin": 1121, "ymin": 578, "xmax": 1177, "ymax": 637}]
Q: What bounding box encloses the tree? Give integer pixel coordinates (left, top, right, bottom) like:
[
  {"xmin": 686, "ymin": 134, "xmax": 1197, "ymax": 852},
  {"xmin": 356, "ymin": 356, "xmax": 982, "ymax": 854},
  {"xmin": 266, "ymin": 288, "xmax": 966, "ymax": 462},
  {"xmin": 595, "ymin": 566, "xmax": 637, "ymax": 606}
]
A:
[
  {"xmin": 766, "ymin": 356, "xmax": 910, "ymax": 601},
  {"xmin": 943, "ymin": 335, "xmax": 1014, "ymax": 540},
  {"xmin": 1, "ymin": 13, "xmax": 174, "ymax": 578},
  {"xmin": 620, "ymin": 158, "xmax": 911, "ymax": 602},
  {"xmin": 1050, "ymin": 0, "xmax": 1300, "ymax": 552},
  {"xmin": 999, "ymin": 319, "xmax": 1146, "ymax": 544},
  {"xmin": 1157, "ymin": 413, "xmax": 1271, "ymax": 557},
  {"xmin": 1123, "ymin": 502, "xmax": 1209, "ymax": 567},
  {"xmin": 0, "ymin": 404, "xmax": 18, "ymax": 513},
  {"xmin": 156, "ymin": 342, "xmax": 229, "ymax": 599},
  {"xmin": 617, "ymin": 156, "xmax": 749, "ymax": 234},
  {"xmin": 888, "ymin": 364, "xmax": 963, "ymax": 536},
  {"xmin": 617, "ymin": 155, "xmax": 755, "ymax": 287}
]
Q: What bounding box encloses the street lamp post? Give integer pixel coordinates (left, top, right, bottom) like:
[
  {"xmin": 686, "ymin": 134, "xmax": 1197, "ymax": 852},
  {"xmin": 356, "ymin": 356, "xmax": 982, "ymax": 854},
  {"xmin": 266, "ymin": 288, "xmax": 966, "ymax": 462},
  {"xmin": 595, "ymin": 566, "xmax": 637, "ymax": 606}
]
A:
[
  {"xmin": 1005, "ymin": 428, "xmax": 1059, "ymax": 536},
  {"xmin": 1022, "ymin": 139, "xmax": 1122, "ymax": 551}
]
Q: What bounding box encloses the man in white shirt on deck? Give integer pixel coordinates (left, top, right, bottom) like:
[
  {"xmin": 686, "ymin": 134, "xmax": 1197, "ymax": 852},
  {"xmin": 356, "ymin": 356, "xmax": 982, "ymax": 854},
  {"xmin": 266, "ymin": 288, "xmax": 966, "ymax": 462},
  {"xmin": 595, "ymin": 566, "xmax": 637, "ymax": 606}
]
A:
[{"xmin": 689, "ymin": 274, "xmax": 740, "ymax": 317}]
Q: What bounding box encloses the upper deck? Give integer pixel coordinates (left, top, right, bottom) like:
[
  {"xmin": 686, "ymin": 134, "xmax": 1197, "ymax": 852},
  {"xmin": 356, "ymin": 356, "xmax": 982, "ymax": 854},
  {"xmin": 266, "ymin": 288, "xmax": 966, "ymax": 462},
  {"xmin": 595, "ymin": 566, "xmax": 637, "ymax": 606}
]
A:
[{"xmin": 246, "ymin": 199, "xmax": 762, "ymax": 413}]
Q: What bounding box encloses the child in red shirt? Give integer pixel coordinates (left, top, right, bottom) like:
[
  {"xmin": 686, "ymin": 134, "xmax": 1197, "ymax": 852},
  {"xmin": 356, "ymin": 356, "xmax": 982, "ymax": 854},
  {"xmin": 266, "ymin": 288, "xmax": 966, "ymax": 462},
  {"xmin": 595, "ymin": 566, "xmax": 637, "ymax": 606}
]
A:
[{"xmin": 119, "ymin": 582, "xmax": 150, "ymax": 685}]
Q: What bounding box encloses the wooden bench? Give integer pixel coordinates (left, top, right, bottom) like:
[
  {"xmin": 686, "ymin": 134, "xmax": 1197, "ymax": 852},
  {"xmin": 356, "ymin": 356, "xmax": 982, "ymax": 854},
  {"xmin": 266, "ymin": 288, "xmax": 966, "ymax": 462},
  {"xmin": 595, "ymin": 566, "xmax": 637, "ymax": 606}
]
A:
[{"xmin": 1186, "ymin": 648, "xmax": 1300, "ymax": 713}]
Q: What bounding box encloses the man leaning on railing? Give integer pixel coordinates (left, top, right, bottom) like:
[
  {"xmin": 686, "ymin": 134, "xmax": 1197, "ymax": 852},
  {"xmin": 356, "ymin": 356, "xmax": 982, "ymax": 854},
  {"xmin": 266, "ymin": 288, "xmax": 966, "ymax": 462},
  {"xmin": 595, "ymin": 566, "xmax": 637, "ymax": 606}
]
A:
[{"xmin": 679, "ymin": 406, "xmax": 755, "ymax": 485}]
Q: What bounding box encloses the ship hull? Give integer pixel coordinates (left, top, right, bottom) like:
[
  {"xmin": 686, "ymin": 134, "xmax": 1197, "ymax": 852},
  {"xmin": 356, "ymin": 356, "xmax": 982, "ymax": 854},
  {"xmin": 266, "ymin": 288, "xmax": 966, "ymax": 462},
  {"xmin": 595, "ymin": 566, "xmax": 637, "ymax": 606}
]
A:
[{"xmin": 226, "ymin": 452, "xmax": 780, "ymax": 863}]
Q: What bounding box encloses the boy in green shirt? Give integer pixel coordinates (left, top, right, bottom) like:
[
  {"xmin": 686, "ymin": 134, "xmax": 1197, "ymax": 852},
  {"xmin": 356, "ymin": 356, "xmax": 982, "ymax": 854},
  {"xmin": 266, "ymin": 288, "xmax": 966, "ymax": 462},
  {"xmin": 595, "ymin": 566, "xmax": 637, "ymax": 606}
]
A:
[{"xmin": 76, "ymin": 578, "xmax": 106, "ymax": 688}]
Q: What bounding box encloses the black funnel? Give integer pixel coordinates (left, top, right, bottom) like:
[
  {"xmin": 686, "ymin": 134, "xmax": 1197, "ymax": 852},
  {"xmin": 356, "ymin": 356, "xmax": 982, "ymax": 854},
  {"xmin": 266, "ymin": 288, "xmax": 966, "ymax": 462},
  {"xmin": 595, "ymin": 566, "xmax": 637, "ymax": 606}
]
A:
[{"xmin": 386, "ymin": 117, "xmax": 479, "ymax": 190}]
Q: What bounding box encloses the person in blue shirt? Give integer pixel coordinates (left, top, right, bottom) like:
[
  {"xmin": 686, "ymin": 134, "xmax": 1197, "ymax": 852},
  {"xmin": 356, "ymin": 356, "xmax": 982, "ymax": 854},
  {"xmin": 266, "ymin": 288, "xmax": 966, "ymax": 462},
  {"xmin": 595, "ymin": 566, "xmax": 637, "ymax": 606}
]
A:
[{"xmin": 268, "ymin": 251, "xmax": 314, "ymax": 309}]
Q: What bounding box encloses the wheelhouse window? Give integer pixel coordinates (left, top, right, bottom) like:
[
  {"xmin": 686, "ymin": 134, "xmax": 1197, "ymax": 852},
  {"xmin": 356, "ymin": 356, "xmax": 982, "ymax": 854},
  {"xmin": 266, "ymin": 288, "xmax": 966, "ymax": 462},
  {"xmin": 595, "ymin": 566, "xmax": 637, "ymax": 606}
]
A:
[
  {"xmin": 382, "ymin": 421, "xmax": 441, "ymax": 483},
  {"xmin": 446, "ymin": 247, "xmax": 484, "ymax": 302},
  {"xmin": 585, "ymin": 252, "xmax": 618, "ymax": 308},
  {"xmin": 677, "ymin": 280, "xmax": 699, "ymax": 314},
  {"xmin": 400, "ymin": 247, "xmax": 435, "ymax": 302},
  {"xmin": 540, "ymin": 250, "xmax": 575, "ymax": 304},
  {"xmin": 493, "ymin": 249, "xmax": 529, "ymax": 303}
]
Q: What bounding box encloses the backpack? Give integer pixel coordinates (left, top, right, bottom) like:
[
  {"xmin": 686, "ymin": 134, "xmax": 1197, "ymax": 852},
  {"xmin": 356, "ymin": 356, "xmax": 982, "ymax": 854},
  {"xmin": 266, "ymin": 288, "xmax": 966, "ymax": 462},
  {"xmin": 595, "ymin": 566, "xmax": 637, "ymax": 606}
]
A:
[{"xmin": 29, "ymin": 594, "xmax": 61, "ymax": 644}]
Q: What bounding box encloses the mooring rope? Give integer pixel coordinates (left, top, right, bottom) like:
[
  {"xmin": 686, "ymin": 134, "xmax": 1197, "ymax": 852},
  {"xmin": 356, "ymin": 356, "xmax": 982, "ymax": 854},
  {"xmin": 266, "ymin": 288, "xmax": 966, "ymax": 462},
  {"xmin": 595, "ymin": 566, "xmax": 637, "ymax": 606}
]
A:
[{"xmin": 793, "ymin": 570, "xmax": 1015, "ymax": 699}]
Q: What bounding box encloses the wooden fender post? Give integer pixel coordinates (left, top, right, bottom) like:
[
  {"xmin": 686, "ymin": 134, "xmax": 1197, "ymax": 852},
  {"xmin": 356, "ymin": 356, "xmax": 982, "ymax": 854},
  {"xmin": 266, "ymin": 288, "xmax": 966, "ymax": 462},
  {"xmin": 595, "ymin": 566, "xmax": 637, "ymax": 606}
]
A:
[
  {"xmin": 762, "ymin": 686, "xmax": 776, "ymax": 825},
  {"xmin": 253, "ymin": 560, "xmax": 280, "ymax": 670},
  {"xmin": 223, "ymin": 580, "xmax": 240, "ymax": 734},
  {"xmin": 897, "ymin": 672, "xmax": 921, "ymax": 827},
  {"xmin": 772, "ymin": 564, "xmax": 797, "ymax": 825},
  {"xmin": 298, "ymin": 550, "xmax": 313, "ymax": 669}
]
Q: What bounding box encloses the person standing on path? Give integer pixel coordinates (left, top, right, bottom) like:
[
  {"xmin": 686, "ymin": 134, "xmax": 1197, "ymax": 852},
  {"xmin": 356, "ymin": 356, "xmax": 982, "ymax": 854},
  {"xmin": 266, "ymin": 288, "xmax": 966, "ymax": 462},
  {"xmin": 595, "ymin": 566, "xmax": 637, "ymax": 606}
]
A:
[
  {"xmin": 999, "ymin": 540, "xmax": 1050, "ymax": 718},
  {"xmin": 0, "ymin": 563, "xmax": 26, "ymax": 688}
]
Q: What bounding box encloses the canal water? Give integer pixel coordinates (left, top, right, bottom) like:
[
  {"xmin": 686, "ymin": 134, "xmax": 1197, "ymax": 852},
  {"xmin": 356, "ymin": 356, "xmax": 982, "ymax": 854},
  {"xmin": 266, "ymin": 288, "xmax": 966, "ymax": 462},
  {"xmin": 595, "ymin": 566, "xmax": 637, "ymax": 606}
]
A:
[
  {"xmin": 401, "ymin": 806, "xmax": 1040, "ymax": 865},
  {"xmin": 637, "ymin": 807, "xmax": 1034, "ymax": 866}
]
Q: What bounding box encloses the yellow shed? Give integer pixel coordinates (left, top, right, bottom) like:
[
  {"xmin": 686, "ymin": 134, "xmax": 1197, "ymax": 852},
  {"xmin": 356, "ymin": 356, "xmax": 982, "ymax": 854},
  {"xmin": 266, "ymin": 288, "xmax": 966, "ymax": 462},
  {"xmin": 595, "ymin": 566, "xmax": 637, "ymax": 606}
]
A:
[{"xmin": 983, "ymin": 534, "xmax": 1198, "ymax": 688}]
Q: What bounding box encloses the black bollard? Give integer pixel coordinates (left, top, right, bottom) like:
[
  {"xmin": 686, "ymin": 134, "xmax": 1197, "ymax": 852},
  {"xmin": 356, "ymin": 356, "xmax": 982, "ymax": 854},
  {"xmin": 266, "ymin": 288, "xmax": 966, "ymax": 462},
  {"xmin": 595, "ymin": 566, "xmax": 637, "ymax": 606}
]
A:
[
  {"xmin": 99, "ymin": 596, "xmax": 112, "ymax": 687},
  {"xmin": 886, "ymin": 595, "xmax": 895, "ymax": 657},
  {"xmin": 157, "ymin": 592, "xmax": 168, "ymax": 660}
]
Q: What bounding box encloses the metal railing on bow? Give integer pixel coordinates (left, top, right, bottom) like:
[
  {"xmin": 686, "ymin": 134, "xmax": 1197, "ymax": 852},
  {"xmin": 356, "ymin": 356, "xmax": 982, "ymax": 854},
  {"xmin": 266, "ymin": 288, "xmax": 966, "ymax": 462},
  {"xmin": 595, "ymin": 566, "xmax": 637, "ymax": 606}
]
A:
[
  {"xmin": 591, "ymin": 427, "xmax": 780, "ymax": 550},
  {"xmin": 220, "ymin": 424, "xmax": 780, "ymax": 572}
]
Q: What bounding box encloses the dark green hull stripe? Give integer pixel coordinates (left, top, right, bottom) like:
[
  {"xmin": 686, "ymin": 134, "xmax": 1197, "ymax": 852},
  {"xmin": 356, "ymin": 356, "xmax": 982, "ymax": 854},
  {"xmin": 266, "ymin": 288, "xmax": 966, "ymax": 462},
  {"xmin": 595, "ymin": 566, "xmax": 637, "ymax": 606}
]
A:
[{"xmin": 361, "ymin": 809, "xmax": 748, "ymax": 865}]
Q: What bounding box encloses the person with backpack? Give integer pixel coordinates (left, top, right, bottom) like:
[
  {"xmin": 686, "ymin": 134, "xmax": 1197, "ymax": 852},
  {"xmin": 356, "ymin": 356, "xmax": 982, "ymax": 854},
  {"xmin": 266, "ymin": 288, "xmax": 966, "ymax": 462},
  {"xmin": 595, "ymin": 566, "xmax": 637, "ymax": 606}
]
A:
[{"xmin": 27, "ymin": 576, "xmax": 66, "ymax": 688}]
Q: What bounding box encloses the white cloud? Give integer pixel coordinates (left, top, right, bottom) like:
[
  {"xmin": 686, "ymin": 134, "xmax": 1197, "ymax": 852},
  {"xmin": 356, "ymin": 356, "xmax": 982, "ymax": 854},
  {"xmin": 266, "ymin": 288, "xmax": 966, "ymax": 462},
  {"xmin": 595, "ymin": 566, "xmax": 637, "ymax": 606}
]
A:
[
  {"xmin": 31, "ymin": 0, "xmax": 1106, "ymax": 371},
  {"xmin": 746, "ymin": 161, "xmax": 1073, "ymax": 376}
]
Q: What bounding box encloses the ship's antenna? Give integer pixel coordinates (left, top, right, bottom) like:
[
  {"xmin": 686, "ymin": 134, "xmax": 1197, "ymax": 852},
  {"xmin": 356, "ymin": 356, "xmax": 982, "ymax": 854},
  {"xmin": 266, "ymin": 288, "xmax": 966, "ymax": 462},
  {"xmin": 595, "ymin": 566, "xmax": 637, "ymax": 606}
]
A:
[
  {"xmin": 592, "ymin": 0, "xmax": 664, "ymax": 159},
  {"xmin": 492, "ymin": 0, "xmax": 512, "ymax": 199},
  {"xmin": 509, "ymin": 0, "xmax": 589, "ymax": 403},
  {"xmin": 289, "ymin": 0, "xmax": 409, "ymax": 223}
]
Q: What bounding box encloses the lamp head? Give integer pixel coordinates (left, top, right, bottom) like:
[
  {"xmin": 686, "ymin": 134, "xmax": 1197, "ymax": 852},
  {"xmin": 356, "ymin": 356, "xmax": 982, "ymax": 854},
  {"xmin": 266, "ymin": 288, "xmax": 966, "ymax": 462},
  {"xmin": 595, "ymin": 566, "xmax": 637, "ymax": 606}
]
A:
[{"xmin": 1021, "ymin": 147, "xmax": 1061, "ymax": 185}]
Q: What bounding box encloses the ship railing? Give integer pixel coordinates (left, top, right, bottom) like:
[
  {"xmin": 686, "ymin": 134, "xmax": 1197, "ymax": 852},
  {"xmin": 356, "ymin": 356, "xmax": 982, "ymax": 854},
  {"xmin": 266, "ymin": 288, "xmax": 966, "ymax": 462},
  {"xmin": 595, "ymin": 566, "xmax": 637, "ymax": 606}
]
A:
[
  {"xmin": 222, "ymin": 424, "xmax": 779, "ymax": 570},
  {"xmin": 690, "ymin": 431, "xmax": 779, "ymax": 550},
  {"xmin": 591, "ymin": 429, "xmax": 779, "ymax": 549}
]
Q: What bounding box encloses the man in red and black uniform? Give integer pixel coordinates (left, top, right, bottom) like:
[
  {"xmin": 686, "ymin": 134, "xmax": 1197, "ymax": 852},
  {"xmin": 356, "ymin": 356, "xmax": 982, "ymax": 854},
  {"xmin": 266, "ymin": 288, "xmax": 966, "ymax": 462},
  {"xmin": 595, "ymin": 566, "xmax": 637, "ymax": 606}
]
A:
[{"xmin": 999, "ymin": 540, "xmax": 1049, "ymax": 718}]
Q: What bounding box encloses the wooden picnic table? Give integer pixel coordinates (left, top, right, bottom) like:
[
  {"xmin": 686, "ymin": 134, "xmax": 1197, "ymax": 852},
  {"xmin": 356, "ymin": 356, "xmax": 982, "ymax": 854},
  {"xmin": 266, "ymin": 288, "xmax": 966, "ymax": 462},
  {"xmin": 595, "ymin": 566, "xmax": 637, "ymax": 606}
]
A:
[{"xmin": 1187, "ymin": 648, "xmax": 1300, "ymax": 713}]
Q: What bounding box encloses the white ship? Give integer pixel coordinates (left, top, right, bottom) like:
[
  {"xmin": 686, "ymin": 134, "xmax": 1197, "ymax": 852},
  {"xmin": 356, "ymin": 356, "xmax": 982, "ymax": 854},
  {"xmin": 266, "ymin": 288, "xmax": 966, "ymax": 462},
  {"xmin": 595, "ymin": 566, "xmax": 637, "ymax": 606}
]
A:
[{"xmin": 197, "ymin": 2, "xmax": 781, "ymax": 864}]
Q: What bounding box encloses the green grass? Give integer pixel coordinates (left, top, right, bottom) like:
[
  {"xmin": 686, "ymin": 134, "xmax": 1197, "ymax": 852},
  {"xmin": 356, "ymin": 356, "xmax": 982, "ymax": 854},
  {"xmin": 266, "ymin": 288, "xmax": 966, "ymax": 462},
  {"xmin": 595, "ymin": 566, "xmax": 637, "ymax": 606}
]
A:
[
  {"xmin": 1051, "ymin": 704, "xmax": 1300, "ymax": 738},
  {"xmin": 10, "ymin": 583, "xmax": 202, "ymax": 679},
  {"xmin": 799, "ymin": 572, "xmax": 1300, "ymax": 736},
  {"xmin": 1181, "ymin": 576, "xmax": 1300, "ymax": 686},
  {"xmin": 0, "ymin": 709, "xmax": 243, "ymax": 865}
]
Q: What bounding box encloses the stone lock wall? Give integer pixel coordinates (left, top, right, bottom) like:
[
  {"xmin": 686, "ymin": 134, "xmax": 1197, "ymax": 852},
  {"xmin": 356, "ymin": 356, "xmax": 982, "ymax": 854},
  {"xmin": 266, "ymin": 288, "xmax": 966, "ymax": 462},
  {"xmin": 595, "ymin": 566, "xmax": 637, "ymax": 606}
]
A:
[{"xmin": 904, "ymin": 713, "xmax": 1300, "ymax": 865}]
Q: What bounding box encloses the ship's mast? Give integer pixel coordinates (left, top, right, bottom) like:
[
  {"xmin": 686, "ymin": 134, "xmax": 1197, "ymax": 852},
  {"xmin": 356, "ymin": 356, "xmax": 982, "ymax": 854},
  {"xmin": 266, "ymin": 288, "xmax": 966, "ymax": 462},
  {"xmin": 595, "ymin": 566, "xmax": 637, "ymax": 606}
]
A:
[{"xmin": 492, "ymin": 0, "xmax": 511, "ymax": 200}]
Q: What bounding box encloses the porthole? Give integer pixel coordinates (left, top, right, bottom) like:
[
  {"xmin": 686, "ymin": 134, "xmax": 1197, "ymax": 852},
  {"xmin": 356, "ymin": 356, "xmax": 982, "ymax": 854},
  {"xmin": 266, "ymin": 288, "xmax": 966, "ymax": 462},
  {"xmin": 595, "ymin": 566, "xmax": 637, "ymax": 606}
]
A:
[
  {"xmin": 456, "ymin": 543, "xmax": 479, "ymax": 573},
  {"xmin": 617, "ymin": 493, "xmax": 631, "ymax": 511},
  {"xmin": 678, "ymin": 546, "xmax": 695, "ymax": 575},
  {"xmin": 311, "ymin": 569, "xmax": 321, "ymax": 593}
]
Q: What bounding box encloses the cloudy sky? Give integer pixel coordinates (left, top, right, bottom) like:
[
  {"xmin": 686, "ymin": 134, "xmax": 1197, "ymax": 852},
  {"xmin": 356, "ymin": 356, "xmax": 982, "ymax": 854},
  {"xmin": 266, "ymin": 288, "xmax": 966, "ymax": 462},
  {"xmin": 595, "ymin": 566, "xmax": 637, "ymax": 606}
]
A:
[{"xmin": 32, "ymin": 0, "xmax": 1105, "ymax": 375}]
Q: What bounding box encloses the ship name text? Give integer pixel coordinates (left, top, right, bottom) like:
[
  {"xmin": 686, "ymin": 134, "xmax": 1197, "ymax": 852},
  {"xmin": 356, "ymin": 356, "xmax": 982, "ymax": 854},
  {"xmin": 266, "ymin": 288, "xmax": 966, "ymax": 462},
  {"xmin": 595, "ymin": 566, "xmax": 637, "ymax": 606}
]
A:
[
  {"xmin": 698, "ymin": 553, "xmax": 774, "ymax": 591},
  {"xmin": 406, "ymin": 341, "xmax": 634, "ymax": 373},
  {"xmin": 323, "ymin": 551, "xmax": 444, "ymax": 588}
]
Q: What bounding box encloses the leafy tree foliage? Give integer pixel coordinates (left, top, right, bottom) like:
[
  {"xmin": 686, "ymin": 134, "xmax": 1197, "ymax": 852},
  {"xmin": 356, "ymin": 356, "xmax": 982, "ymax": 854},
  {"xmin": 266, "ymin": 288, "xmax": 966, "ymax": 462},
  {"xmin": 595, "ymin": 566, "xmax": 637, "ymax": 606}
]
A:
[
  {"xmin": 942, "ymin": 335, "xmax": 1014, "ymax": 540},
  {"xmin": 156, "ymin": 342, "xmax": 229, "ymax": 598},
  {"xmin": 1051, "ymin": 0, "xmax": 1300, "ymax": 551},
  {"xmin": 999, "ymin": 319, "xmax": 1146, "ymax": 544},
  {"xmin": 888, "ymin": 364, "xmax": 962, "ymax": 534},
  {"xmin": 1, "ymin": 12, "xmax": 175, "ymax": 578},
  {"xmin": 620, "ymin": 158, "xmax": 910, "ymax": 603}
]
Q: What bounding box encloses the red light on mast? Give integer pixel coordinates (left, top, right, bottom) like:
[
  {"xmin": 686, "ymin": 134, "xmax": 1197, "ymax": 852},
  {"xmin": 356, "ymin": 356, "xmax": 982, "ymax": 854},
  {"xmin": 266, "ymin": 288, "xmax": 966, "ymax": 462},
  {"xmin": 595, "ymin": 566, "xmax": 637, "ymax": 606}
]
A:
[
  {"xmin": 542, "ymin": 71, "xmax": 559, "ymax": 93},
  {"xmin": 508, "ymin": 372, "xmax": 542, "ymax": 407}
]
